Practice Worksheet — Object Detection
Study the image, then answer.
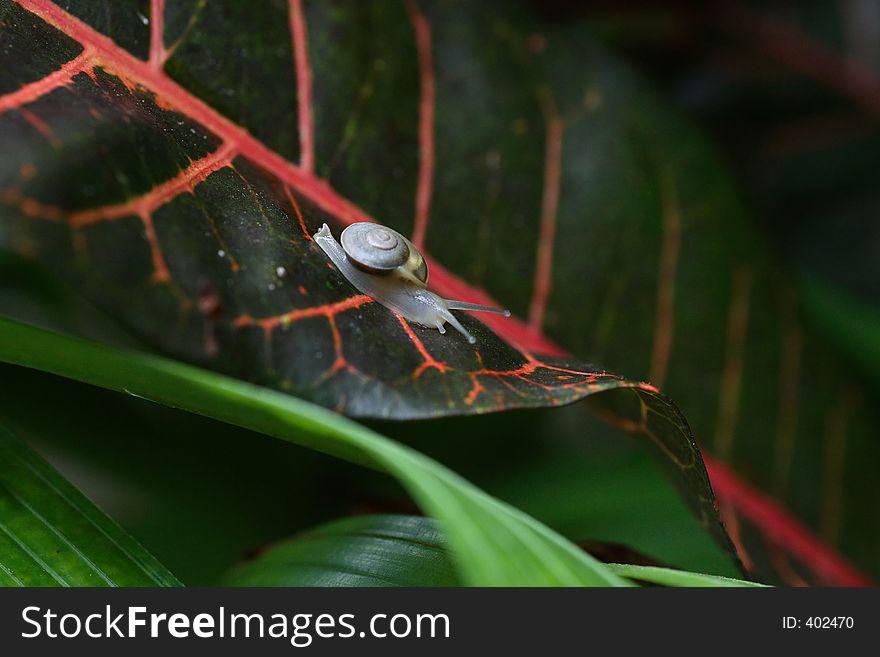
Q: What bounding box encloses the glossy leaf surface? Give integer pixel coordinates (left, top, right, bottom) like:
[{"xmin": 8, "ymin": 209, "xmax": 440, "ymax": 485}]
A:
[
  {"xmin": 0, "ymin": 0, "xmax": 742, "ymax": 574},
  {"xmin": 225, "ymin": 515, "xmax": 459, "ymax": 587},
  {"xmin": 225, "ymin": 513, "xmax": 761, "ymax": 588},
  {"xmin": 0, "ymin": 422, "xmax": 180, "ymax": 586},
  {"xmin": 0, "ymin": 317, "xmax": 630, "ymax": 586}
]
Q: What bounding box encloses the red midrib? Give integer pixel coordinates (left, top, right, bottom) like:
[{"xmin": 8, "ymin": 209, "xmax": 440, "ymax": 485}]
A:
[
  {"xmin": 12, "ymin": 0, "xmax": 871, "ymax": 585},
  {"xmin": 17, "ymin": 0, "xmax": 563, "ymax": 355}
]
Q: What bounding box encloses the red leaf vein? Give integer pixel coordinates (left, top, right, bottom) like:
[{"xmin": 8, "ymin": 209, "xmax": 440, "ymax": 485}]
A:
[
  {"xmin": 405, "ymin": 0, "xmax": 435, "ymax": 251},
  {"xmin": 288, "ymin": 0, "xmax": 314, "ymax": 173},
  {"xmin": 528, "ymin": 92, "xmax": 563, "ymax": 331},
  {"xmin": 0, "ymin": 49, "xmax": 93, "ymax": 113}
]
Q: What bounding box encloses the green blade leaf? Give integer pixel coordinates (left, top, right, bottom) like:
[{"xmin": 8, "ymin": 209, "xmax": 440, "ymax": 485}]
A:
[
  {"xmin": 0, "ymin": 422, "xmax": 180, "ymax": 586},
  {"xmin": 225, "ymin": 513, "xmax": 761, "ymax": 589},
  {"xmin": 225, "ymin": 515, "xmax": 459, "ymax": 587},
  {"xmin": 605, "ymin": 564, "xmax": 766, "ymax": 588},
  {"xmin": 0, "ymin": 316, "xmax": 627, "ymax": 586}
]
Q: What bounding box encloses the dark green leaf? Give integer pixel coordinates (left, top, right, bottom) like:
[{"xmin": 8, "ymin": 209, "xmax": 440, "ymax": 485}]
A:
[
  {"xmin": 800, "ymin": 275, "xmax": 880, "ymax": 387},
  {"xmin": 225, "ymin": 513, "xmax": 760, "ymax": 588},
  {"xmin": 0, "ymin": 422, "xmax": 180, "ymax": 586},
  {"xmin": 0, "ymin": 0, "xmax": 741, "ymax": 575},
  {"xmin": 0, "ymin": 316, "xmax": 629, "ymax": 586},
  {"xmin": 225, "ymin": 515, "xmax": 458, "ymax": 587},
  {"xmin": 0, "ymin": 262, "xmax": 735, "ymax": 581},
  {"xmin": 587, "ymin": 3, "xmax": 880, "ymax": 585}
]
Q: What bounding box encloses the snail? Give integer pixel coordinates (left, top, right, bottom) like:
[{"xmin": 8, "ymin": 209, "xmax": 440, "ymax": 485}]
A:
[{"xmin": 313, "ymin": 222, "xmax": 510, "ymax": 343}]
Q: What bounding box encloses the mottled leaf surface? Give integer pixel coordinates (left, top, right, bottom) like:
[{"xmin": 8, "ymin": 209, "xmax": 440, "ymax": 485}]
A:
[{"xmin": 0, "ymin": 0, "xmax": 741, "ymax": 575}]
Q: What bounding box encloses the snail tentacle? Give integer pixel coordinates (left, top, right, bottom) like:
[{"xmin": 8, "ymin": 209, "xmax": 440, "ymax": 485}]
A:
[
  {"xmin": 435, "ymin": 306, "xmax": 477, "ymax": 344},
  {"xmin": 445, "ymin": 300, "xmax": 512, "ymax": 317}
]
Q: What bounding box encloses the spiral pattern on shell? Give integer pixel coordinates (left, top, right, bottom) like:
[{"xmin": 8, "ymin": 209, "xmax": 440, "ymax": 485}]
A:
[
  {"xmin": 340, "ymin": 222, "xmax": 429, "ymax": 286},
  {"xmin": 340, "ymin": 223, "xmax": 409, "ymax": 272}
]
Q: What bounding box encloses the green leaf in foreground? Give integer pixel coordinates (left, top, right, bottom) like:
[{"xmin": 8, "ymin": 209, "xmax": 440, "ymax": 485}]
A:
[
  {"xmin": 0, "ymin": 423, "xmax": 179, "ymax": 587},
  {"xmin": 225, "ymin": 515, "xmax": 458, "ymax": 587},
  {"xmin": 0, "ymin": 316, "xmax": 626, "ymax": 586},
  {"xmin": 605, "ymin": 564, "xmax": 766, "ymax": 588},
  {"xmin": 225, "ymin": 514, "xmax": 760, "ymax": 588}
]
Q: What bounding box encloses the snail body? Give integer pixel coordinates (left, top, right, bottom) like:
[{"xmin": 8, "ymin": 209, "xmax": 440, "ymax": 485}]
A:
[{"xmin": 314, "ymin": 222, "xmax": 510, "ymax": 344}]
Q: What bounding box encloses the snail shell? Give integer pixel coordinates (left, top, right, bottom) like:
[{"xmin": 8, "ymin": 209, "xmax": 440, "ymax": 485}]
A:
[
  {"xmin": 340, "ymin": 222, "xmax": 428, "ymax": 287},
  {"xmin": 314, "ymin": 222, "xmax": 510, "ymax": 344}
]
